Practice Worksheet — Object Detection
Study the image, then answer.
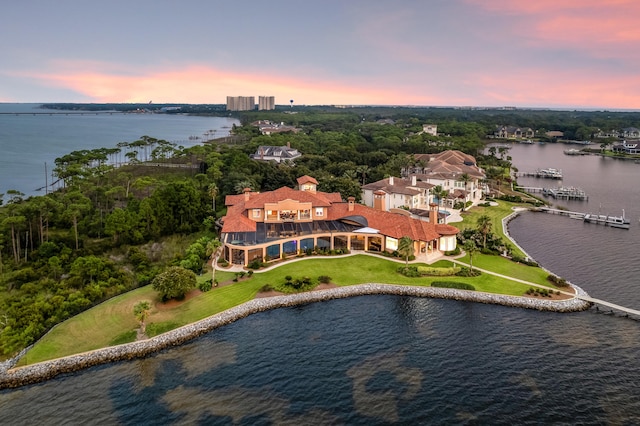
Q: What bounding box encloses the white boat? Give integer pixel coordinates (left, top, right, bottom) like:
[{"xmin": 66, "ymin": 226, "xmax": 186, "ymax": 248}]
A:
[
  {"xmin": 536, "ymin": 168, "xmax": 563, "ymax": 179},
  {"xmin": 584, "ymin": 210, "xmax": 630, "ymax": 229}
]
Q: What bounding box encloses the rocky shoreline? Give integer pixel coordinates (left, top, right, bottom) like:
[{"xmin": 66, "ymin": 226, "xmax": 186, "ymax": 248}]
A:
[{"xmin": 0, "ymin": 283, "xmax": 591, "ymax": 390}]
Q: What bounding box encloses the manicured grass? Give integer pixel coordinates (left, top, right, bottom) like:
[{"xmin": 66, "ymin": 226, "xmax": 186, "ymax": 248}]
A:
[
  {"xmin": 458, "ymin": 200, "xmax": 527, "ymax": 258},
  {"xmin": 23, "ymin": 253, "xmax": 542, "ymax": 365},
  {"xmin": 23, "ymin": 200, "xmax": 559, "ymax": 365}
]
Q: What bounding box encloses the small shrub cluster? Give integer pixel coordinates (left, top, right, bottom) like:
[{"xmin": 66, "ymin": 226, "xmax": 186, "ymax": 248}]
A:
[
  {"xmin": 259, "ymin": 284, "xmax": 275, "ymax": 292},
  {"xmin": 397, "ymin": 266, "xmax": 421, "ymax": 277},
  {"xmin": 247, "ymin": 259, "xmax": 267, "ymax": 270},
  {"xmin": 431, "ymin": 281, "xmax": 476, "ymax": 291},
  {"xmin": 511, "ymin": 255, "xmax": 539, "ymax": 267},
  {"xmin": 445, "ymin": 247, "xmax": 461, "ymax": 256},
  {"xmin": 455, "ymin": 267, "xmax": 481, "ymax": 277},
  {"xmin": 198, "ymin": 279, "xmax": 213, "ymax": 292},
  {"xmin": 547, "ymin": 274, "xmax": 569, "ymax": 287},
  {"xmin": 318, "ymin": 275, "xmax": 332, "ymax": 284},
  {"xmin": 526, "ymin": 287, "xmax": 558, "ymax": 297},
  {"xmin": 497, "ymin": 194, "xmax": 523, "ymax": 203},
  {"xmin": 397, "ymin": 265, "xmax": 461, "ymax": 277}
]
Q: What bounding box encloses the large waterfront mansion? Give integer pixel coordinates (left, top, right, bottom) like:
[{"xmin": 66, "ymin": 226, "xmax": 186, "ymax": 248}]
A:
[{"xmin": 220, "ymin": 176, "xmax": 460, "ymax": 266}]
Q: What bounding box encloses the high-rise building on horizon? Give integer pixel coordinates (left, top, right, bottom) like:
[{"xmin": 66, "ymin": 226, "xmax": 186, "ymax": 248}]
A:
[
  {"xmin": 258, "ymin": 96, "xmax": 275, "ymax": 110},
  {"xmin": 226, "ymin": 96, "xmax": 255, "ymax": 111}
]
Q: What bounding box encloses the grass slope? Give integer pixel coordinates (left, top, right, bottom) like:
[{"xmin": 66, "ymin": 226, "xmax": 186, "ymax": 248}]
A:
[{"xmin": 23, "ymin": 250, "xmax": 550, "ymax": 365}]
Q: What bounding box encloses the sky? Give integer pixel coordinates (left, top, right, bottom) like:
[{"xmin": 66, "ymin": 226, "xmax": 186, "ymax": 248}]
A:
[{"xmin": 2, "ymin": 0, "xmax": 640, "ymax": 110}]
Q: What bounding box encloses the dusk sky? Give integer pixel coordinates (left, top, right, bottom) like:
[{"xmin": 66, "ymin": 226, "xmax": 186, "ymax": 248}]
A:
[{"xmin": 2, "ymin": 0, "xmax": 640, "ymax": 109}]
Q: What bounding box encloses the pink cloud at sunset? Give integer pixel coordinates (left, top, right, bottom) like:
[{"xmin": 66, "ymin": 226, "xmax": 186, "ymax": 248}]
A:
[
  {"xmin": 467, "ymin": 0, "xmax": 640, "ymax": 52},
  {"xmin": 25, "ymin": 63, "xmax": 439, "ymax": 106}
]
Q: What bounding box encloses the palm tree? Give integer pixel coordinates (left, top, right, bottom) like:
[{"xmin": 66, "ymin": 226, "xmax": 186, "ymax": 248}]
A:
[
  {"xmin": 234, "ymin": 180, "xmax": 254, "ymax": 194},
  {"xmin": 398, "ymin": 236, "xmax": 414, "ymax": 267},
  {"xmin": 133, "ymin": 301, "xmax": 151, "ymax": 336},
  {"xmin": 463, "ymin": 240, "xmax": 479, "ymax": 273},
  {"xmin": 458, "ymin": 173, "xmax": 472, "ymax": 211},
  {"xmin": 356, "ymin": 165, "xmax": 371, "ymax": 185},
  {"xmin": 208, "ymin": 183, "xmax": 219, "ymax": 214},
  {"xmin": 476, "ymin": 215, "xmax": 492, "ymax": 249},
  {"xmin": 432, "ymin": 185, "xmax": 448, "ymax": 209}
]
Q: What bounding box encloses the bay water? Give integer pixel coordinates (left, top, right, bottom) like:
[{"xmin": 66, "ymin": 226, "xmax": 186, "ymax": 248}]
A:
[
  {"xmin": 1, "ymin": 124, "xmax": 639, "ymax": 424},
  {"xmin": 0, "ymin": 103, "xmax": 238, "ymax": 197}
]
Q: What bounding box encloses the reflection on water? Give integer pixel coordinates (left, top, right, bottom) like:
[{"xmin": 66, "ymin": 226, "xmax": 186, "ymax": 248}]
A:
[{"xmin": 347, "ymin": 348, "xmax": 422, "ymax": 423}]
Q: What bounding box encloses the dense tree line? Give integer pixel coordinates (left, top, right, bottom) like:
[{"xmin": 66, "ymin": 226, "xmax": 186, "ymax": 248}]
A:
[{"xmin": 1, "ymin": 107, "xmax": 639, "ymax": 358}]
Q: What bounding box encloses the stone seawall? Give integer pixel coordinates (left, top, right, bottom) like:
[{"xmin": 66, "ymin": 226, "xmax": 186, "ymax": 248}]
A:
[{"xmin": 0, "ymin": 284, "xmax": 591, "ymax": 390}]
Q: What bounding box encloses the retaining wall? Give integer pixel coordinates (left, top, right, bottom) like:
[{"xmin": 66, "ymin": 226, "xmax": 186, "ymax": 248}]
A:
[{"xmin": 0, "ymin": 283, "xmax": 591, "ymax": 389}]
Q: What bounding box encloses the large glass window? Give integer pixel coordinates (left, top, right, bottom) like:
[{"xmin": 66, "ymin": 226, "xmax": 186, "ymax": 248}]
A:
[{"xmin": 266, "ymin": 244, "xmax": 280, "ymax": 260}]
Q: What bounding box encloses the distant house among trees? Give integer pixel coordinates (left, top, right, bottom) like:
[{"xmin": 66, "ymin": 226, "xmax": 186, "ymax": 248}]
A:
[
  {"xmin": 612, "ymin": 140, "xmax": 640, "ymax": 154},
  {"xmin": 362, "ymin": 175, "xmax": 433, "ymax": 212},
  {"xmin": 420, "ymin": 124, "xmax": 438, "ymax": 136},
  {"xmin": 494, "ymin": 125, "xmax": 534, "ymax": 139},
  {"xmin": 621, "ymin": 127, "xmax": 640, "ymax": 139},
  {"xmin": 251, "ymin": 120, "xmax": 301, "ymax": 135},
  {"xmin": 401, "ymin": 150, "xmax": 485, "ymax": 208},
  {"xmin": 250, "ymin": 143, "xmax": 302, "ymax": 164}
]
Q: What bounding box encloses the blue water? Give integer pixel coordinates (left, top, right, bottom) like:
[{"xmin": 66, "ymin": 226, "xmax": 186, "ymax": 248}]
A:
[
  {"xmin": 1, "ymin": 127, "xmax": 639, "ymax": 424},
  {"xmin": 0, "ymin": 103, "xmax": 238, "ymax": 197}
]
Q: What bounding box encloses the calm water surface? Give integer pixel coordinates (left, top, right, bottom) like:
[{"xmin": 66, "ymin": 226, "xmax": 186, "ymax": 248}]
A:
[
  {"xmin": 1, "ymin": 138, "xmax": 639, "ymax": 424},
  {"xmin": 0, "ymin": 103, "xmax": 238, "ymax": 197}
]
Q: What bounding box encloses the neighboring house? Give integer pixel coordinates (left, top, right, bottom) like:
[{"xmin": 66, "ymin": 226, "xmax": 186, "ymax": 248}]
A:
[
  {"xmin": 220, "ymin": 175, "xmax": 459, "ymax": 266},
  {"xmin": 594, "ymin": 129, "xmax": 619, "ymax": 138},
  {"xmin": 495, "ymin": 125, "xmax": 535, "ymax": 139},
  {"xmin": 421, "ymin": 124, "xmax": 438, "ymax": 136},
  {"xmin": 612, "ymin": 140, "xmax": 640, "ymax": 154},
  {"xmin": 362, "ymin": 175, "xmax": 433, "ymax": 212},
  {"xmin": 402, "ymin": 150, "xmax": 485, "ymax": 208},
  {"xmin": 621, "ymin": 127, "xmax": 640, "ymax": 139},
  {"xmin": 251, "ymin": 120, "xmax": 301, "ymax": 135},
  {"xmin": 250, "ymin": 143, "xmax": 301, "ymax": 163}
]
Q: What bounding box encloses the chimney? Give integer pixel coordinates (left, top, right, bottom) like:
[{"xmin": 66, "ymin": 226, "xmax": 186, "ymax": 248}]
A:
[
  {"xmin": 348, "ymin": 196, "xmax": 355, "ymax": 212},
  {"xmin": 244, "ymin": 187, "xmax": 251, "ymax": 201},
  {"xmin": 389, "ymin": 176, "xmax": 394, "ymax": 185},
  {"xmin": 429, "ymin": 202, "xmax": 438, "ymax": 224},
  {"xmin": 373, "ymin": 190, "xmax": 386, "ymax": 211},
  {"xmin": 411, "ymin": 175, "xmax": 417, "ymax": 186},
  {"xmin": 287, "ymin": 141, "xmax": 291, "ymax": 149}
]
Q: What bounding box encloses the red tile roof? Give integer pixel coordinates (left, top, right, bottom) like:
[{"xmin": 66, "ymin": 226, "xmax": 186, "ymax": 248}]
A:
[
  {"xmin": 221, "ymin": 183, "xmax": 459, "ymax": 241},
  {"xmin": 297, "ymin": 175, "xmax": 318, "ymax": 185}
]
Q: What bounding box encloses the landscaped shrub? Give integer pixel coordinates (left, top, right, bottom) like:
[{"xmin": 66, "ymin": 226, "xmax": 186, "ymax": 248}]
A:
[
  {"xmin": 547, "ymin": 274, "xmax": 569, "ymax": 287},
  {"xmin": 259, "ymin": 284, "xmax": 275, "ymax": 292},
  {"xmin": 247, "ymin": 259, "xmax": 265, "ymax": 270},
  {"xmin": 431, "ymin": 281, "xmax": 476, "ymax": 291},
  {"xmin": 417, "ymin": 266, "xmax": 461, "ymax": 276},
  {"xmin": 455, "ymin": 267, "xmax": 481, "ymax": 277},
  {"xmin": 397, "ymin": 266, "xmax": 421, "ymax": 277},
  {"xmin": 445, "ymin": 247, "xmax": 461, "ymax": 256},
  {"xmin": 198, "ymin": 279, "xmax": 213, "ymax": 292},
  {"xmin": 318, "ymin": 275, "xmax": 332, "ymax": 284}
]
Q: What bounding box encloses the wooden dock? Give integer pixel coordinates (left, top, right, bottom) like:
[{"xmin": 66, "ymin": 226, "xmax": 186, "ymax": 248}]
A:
[{"xmin": 537, "ymin": 207, "xmax": 630, "ymax": 229}]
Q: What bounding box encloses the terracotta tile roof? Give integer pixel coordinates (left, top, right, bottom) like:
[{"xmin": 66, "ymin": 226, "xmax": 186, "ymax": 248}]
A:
[
  {"xmin": 362, "ymin": 176, "xmax": 433, "ymax": 195},
  {"xmin": 297, "ymin": 175, "xmax": 318, "ymax": 185},
  {"xmin": 413, "ymin": 150, "xmax": 484, "ymax": 179},
  {"xmin": 222, "ymin": 182, "xmax": 459, "ymax": 240},
  {"xmin": 327, "ymin": 203, "xmax": 458, "ymax": 241}
]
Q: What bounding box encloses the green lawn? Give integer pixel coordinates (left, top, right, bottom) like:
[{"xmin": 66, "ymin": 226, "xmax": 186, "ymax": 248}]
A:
[
  {"xmin": 23, "ymin": 200, "xmax": 559, "ymax": 365},
  {"xmin": 458, "ymin": 201, "xmax": 527, "ymax": 258}
]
